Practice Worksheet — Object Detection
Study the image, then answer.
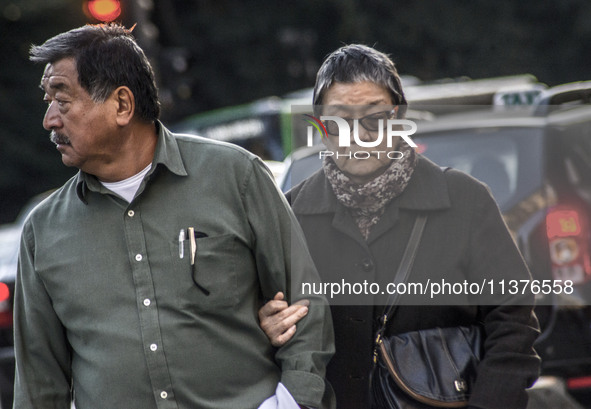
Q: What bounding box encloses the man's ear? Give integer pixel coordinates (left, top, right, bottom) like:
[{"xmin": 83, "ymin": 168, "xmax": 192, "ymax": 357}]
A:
[{"xmin": 113, "ymin": 86, "xmax": 135, "ymax": 126}]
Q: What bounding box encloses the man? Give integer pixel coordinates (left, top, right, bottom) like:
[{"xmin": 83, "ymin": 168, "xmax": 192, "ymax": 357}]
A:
[
  {"xmin": 15, "ymin": 23, "xmax": 334, "ymax": 409},
  {"xmin": 259, "ymin": 44, "xmax": 541, "ymax": 409}
]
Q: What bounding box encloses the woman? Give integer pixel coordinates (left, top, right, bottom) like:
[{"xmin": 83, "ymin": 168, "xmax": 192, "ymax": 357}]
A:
[{"xmin": 259, "ymin": 44, "xmax": 540, "ymax": 409}]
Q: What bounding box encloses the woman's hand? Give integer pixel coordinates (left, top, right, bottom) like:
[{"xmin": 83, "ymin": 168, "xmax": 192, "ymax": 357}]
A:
[{"xmin": 259, "ymin": 292, "xmax": 310, "ymax": 347}]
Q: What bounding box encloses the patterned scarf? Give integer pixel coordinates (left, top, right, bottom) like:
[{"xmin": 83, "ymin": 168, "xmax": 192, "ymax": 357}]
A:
[{"xmin": 324, "ymin": 145, "xmax": 417, "ymax": 240}]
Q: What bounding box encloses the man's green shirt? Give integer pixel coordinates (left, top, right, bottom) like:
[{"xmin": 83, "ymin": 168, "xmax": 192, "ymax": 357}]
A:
[{"xmin": 14, "ymin": 123, "xmax": 334, "ymax": 409}]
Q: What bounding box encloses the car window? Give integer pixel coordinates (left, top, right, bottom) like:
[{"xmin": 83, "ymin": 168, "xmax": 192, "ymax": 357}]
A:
[
  {"xmin": 415, "ymin": 128, "xmax": 544, "ymax": 210},
  {"xmin": 557, "ymin": 114, "xmax": 591, "ymax": 192}
]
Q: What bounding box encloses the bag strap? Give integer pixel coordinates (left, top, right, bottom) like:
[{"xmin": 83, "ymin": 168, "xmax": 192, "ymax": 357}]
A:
[
  {"xmin": 372, "ymin": 167, "xmax": 448, "ymax": 362},
  {"xmin": 373, "ymin": 214, "xmax": 428, "ymax": 351}
]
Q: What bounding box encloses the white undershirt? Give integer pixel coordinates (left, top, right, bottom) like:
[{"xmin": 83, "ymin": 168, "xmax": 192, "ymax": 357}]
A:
[{"xmin": 100, "ymin": 164, "xmax": 152, "ymax": 203}]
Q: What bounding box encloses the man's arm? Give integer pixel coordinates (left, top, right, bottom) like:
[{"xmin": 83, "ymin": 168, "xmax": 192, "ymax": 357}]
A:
[
  {"xmin": 243, "ymin": 157, "xmax": 335, "ymax": 409},
  {"xmin": 13, "ymin": 221, "xmax": 73, "ymax": 408}
]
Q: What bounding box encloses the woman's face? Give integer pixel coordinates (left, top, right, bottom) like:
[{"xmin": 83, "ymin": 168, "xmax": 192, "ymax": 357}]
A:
[{"xmin": 320, "ymin": 81, "xmax": 400, "ymax": 184}]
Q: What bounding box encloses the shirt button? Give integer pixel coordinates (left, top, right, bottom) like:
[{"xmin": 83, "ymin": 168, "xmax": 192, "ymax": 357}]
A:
[
  {"xmin": 135, "ymin": 254, "xmax": 143, "ymax": 262},
  {"xmin": 143, "ymin": 299, "xmax": 151, "ymax": 306},
  {"xmin": 160, "ymin": 391, "xmax": 168, "ymax": 399},
  {"xmin": 127, "ymin": 210, "xmax": 135, "ymax": 217},
  {"xmin": 150, "ymin": 343, "xmax": 158, "ymax": 351}
]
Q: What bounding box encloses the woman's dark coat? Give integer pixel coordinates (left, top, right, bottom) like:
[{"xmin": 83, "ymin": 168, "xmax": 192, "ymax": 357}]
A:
[{"xmin": 287, "ymin": 155, "xmax": 541, "ymax": 409}]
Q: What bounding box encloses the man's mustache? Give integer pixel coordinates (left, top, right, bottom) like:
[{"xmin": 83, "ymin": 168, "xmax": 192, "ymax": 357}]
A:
[{"xmin": 50, "ymin": 131, "xmax": 70, "ymax": 145}]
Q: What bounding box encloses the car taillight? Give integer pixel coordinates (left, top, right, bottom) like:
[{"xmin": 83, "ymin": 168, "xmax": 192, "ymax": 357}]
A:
[
  {"xmin": 0, "ymin": 282, "xmax": 11, "ymax": 328},
  {"xmin": 567, "ymin": 375, "xmax": 591, "ymax": 390},
  {"xmin": 546, "ymin": 208, "xmax": 591, "ymax": 284}
]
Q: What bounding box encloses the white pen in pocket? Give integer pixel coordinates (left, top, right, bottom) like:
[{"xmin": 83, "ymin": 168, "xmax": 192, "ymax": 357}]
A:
[{"xmin": 178, "ymin": 229, "xmax": 186, "ymax": 259}]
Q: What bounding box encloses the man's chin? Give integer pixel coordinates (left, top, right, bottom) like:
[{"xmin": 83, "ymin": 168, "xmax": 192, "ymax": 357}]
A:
[
  {"xmin": 59, "ymin": 153, "xmax": 79, "ymax": 168},
  {"xmin": 61, "ymin": 159, "xmax": 77, "ymax": 168}
]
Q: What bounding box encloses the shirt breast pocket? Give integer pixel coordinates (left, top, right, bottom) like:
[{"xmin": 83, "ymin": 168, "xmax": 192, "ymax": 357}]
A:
[{"xmin": 170, "ymin": 233, "xmax": 239, "ymax": 310}]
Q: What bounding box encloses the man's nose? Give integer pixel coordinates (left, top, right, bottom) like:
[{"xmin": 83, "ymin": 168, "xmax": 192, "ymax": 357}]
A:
[{"xmin": 43, "ymin": 102, "xmax": 62, "ymax": 131}]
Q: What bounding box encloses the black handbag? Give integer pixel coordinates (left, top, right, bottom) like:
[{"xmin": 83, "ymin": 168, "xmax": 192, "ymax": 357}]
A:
[{"xmin": 370, "ymin": 214, "xmax": 483, "ymax": 408}]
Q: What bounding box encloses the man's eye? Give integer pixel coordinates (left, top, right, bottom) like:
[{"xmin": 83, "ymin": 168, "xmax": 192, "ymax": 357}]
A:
[
  {"xmin": 55, "ymin": 99, "xmax": 69, "ymax": 107},
  {"xmin": 44, "ymin": 98, "xmax": 68, "ymax": 110}
]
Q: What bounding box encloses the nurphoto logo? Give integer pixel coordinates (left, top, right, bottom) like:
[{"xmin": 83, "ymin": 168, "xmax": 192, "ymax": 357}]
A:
[{"xmin": 302, "ymin": 107, "xmax": 418, "ymax": 160}]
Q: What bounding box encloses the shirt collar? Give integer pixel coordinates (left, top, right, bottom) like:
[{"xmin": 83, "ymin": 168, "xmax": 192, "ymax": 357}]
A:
[{"xmin": 76, "ymin": 120, "xmax": 188, "ymax": 203}]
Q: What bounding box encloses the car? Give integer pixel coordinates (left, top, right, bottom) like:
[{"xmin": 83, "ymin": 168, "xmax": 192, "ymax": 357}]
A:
[
  {"xmin": 0, "ymin": 223, "xmax": 19, "ymax": 407},
  {"xmin": 280, "ymin": 81, "xmax": 591, "ymax": 407},
  {"xmin": 0, "ymin": 190, "xmax": 53, "ymax": 407}
]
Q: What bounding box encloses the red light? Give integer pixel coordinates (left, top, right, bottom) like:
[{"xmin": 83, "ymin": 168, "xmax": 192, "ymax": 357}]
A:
[
  {"xmin": 85, "ymin": 0, "xmax": 121, "ymax": 22},
  {"xmin": 0, "ymin": 282, "xmax": 11, "ymax": 327},
  {"xmin": 0, "ymin": 282, "xmax": 9, "ymax": 303},
  {"xmin": 567, "ymin": 376, "xmax": 591, "ymax": 390},
  {"xmin": 415, "ymin": 143, "xmax": 427, "ymax": 155},
  {"xmin": 546, "ymin": 207, "xmax": 591, "ymax": 284},
  {"xmin": 546, "ymin": 209, "xmax": 582, "ymax": 239}
]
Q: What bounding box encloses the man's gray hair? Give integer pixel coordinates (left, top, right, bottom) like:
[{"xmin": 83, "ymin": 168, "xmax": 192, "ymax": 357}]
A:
[{"xmin": 313, "ymin": 44, "xmax": 407, "ymax": 117}]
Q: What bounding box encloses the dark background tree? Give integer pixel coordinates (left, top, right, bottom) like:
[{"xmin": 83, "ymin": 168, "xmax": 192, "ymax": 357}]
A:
[{"xmin": 1, "ymin": 0, "xmax": 590, "ymax": 223}]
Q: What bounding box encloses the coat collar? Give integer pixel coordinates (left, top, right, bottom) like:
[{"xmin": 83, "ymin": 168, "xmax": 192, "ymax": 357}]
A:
[{"xmin": 291, "ymin": 154, "xmax": 451, "ymax": 216}]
